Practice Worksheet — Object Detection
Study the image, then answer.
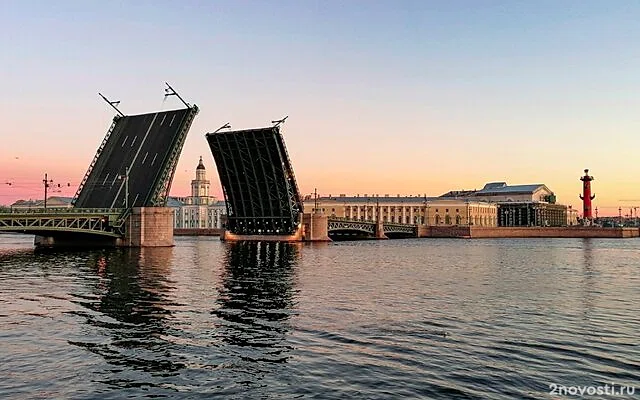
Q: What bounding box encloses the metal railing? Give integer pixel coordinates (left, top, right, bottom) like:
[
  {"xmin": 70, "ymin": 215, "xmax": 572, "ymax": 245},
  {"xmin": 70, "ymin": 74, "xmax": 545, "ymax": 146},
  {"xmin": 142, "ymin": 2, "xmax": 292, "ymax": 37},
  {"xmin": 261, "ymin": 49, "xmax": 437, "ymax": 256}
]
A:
[{"xmin": 1, "ymin": 207, "xmax": 124, "ymax": 215}]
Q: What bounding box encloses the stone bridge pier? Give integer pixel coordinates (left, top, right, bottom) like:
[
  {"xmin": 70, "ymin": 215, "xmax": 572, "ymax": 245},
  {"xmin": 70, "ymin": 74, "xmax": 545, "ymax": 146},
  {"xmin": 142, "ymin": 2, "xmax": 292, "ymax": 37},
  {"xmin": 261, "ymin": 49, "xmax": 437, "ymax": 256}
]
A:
[
  {"xmin": 375, "ymin": 220, "xmax": 388, "ymax": 239},
  {"xmin": 120, "ymin": 207, "xmax": 173, "ymax": 247},
  {"xmin": 302, "ymin": 213, "xmax": 331, "ymax": 242}
]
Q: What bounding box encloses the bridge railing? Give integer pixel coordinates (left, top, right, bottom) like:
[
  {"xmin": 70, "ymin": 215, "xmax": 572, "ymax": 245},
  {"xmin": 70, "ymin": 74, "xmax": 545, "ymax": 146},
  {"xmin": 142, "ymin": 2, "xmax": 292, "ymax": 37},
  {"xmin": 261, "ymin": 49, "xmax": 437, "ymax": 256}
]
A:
[
  {"xmin": 1, "ymin": 208, "xmax": 124, "ymax": 215},
  {"xmin": 327, "ymin": 216, "xmax": 417, "ymax": 226},
  {"xmin": 327, "ymin": 216, "xmax": 373, "ymax": 222}
]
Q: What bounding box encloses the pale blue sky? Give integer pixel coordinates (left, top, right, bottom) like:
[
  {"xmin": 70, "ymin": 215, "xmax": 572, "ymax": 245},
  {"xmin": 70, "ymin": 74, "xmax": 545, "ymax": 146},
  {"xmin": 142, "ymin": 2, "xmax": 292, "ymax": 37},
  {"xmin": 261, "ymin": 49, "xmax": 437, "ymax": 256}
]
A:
[{"xmin": 1, "ymin": 1, "xmax": 639, "ymax": 213}]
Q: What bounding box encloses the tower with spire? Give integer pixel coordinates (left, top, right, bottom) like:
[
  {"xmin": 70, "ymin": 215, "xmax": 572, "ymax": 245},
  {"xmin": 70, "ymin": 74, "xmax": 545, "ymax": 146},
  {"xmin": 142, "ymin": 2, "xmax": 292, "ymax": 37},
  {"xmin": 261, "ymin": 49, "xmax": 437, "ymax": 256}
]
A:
[{"xmin": 188, "ymin": 156, "xmax": 212, "ymax": 205}]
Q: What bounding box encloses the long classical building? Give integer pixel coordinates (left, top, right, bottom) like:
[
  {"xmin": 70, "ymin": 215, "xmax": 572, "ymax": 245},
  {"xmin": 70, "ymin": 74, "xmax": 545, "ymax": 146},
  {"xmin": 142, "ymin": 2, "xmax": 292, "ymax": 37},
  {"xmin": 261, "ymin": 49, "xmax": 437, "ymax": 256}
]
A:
[
  {"xmin": 304, "ymin": 181, "xmax": 571, "ymax": 227},
  {"xmin": 168, "ymin": 157, "xmax": 226, "ymax": 229},
  {"xmin": 303, "ymin": 195, "xmax": 498, "ymax": 226}
]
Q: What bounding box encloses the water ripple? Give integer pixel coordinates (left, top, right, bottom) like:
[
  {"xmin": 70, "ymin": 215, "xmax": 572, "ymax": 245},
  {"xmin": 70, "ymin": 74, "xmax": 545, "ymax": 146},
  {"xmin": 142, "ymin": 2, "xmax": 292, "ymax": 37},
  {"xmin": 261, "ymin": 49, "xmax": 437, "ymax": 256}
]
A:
[{"xmin": 0, "ymin": 235, "xmax": 639, "ymax": 398}]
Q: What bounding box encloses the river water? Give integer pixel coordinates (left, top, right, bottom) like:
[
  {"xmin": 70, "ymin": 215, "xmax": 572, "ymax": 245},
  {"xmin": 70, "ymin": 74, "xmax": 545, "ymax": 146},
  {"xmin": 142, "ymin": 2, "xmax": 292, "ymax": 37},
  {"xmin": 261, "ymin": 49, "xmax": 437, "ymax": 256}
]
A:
[{"xmin": 0, "ymin": 234, "xmax": 638, "ymax": 399}]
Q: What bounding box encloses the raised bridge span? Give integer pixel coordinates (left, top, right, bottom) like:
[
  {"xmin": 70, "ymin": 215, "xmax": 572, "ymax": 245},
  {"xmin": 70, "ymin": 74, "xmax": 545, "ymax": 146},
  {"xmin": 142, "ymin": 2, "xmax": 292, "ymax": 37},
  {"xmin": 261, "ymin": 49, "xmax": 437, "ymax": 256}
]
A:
[{"xmin": 0, "ymin": 96, "xmax": 199, "ymax": 247}]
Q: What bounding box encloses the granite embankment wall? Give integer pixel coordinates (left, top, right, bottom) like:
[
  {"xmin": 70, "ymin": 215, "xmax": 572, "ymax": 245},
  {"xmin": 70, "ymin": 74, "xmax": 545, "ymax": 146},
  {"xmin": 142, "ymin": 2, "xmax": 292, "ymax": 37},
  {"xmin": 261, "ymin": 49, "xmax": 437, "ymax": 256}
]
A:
[{"xmin": 421, "ymin": 226, "xmax": 639, "ymax": 238}]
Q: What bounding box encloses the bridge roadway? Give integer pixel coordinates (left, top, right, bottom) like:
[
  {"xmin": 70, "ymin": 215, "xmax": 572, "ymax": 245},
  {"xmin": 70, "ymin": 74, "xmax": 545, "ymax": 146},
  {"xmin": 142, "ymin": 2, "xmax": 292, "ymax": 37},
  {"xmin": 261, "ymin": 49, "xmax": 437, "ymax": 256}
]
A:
[
  {"xmin": 0, "ymin": 208, "xmax": 125, "ymax": 238},
  {"xmin": 326, "ymin": 216, "xmax": 418, "ymax": 237},
  {"xmin": 74, "ymin": 107, "xmax": 197, "ymax": 209}
]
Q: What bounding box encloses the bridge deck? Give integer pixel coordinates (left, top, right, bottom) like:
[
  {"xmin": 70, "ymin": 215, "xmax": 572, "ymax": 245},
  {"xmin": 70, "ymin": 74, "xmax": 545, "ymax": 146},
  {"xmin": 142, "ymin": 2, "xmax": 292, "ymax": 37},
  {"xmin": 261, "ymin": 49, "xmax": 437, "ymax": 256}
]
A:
[
  {"xmin": 74, "ymin": 107, "xmax": 198, "ymax": 209},
  {"xmin": 207, "ymin": 126, "xmax": 303, "ymax": 236}
]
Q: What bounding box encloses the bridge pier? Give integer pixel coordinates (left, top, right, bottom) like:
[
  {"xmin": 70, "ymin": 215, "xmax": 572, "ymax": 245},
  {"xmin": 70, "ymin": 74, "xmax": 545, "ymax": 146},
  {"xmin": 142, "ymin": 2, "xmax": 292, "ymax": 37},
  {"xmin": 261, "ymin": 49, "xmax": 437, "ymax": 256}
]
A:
[
  {"xmin": 302, "ymin": 213, "xmax": 331, "ymax": 242},
  {"xmin": 121, "ymin": 207, "xmax": 173, "ymax": 247},
  {"xmin": 418, "ymin": 224, "xmax": 429, "ymax": 238},
  {"xmin": 375, "ymin": 220, "xmax": 388, "ymax": 239}
]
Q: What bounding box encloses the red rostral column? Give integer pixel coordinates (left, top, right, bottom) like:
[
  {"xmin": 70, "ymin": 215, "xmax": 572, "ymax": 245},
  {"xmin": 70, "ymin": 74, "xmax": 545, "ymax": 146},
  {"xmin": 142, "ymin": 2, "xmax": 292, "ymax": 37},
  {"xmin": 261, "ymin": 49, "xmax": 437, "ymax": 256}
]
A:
[{"xmin": 579, "ymin": 169, "xmax": 595, "ymax": 220}]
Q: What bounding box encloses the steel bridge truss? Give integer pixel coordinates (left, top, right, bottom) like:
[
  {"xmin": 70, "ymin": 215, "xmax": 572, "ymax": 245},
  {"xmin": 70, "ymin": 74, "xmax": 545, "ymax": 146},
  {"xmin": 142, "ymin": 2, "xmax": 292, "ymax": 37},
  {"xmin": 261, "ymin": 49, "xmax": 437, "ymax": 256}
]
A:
[
  {"xmin": 0, "ymin": 209, "xmax": 125, "ymax": 237},
  {"xmin": 383, "ymin": 223, "xmax": 417, "ymax": 235},
  {"xmin": 327, "ymin": 217, "xmax": 418, "ymax": 236},
  {"xmin": 327, "ymin": 219, "xmax": 375, "ymax": 234},
  {"xmin": 207, "ymin": 126, "xmax": 303, "ymax": 235}
]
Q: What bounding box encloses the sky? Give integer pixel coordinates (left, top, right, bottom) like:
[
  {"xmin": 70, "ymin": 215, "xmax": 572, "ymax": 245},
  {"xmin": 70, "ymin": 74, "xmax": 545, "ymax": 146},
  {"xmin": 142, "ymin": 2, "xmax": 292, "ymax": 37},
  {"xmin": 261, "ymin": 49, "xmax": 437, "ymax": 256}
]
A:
[{"xmin": 1, "ymin": 0, "xmax": 639, "ymax": 216}]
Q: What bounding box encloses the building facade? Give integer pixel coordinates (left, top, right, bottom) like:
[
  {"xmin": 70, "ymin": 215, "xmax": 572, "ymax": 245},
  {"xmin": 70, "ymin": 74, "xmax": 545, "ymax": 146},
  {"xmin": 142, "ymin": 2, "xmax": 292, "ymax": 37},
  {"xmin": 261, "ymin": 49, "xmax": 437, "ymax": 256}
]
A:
[
  {"xmin": 169, "ymin": 157, "xmax": 226, "ymax": 229},
  {"xmin": 442, "ymin": 181, "xmax": 569, "ymax": 227},
  {"xmin": 497, "ymin": 202, "xmax": 567, "ymax": 227},
  {"xmin": 302, "ymin": 195, "xmax": 498, "ymax": 226}
]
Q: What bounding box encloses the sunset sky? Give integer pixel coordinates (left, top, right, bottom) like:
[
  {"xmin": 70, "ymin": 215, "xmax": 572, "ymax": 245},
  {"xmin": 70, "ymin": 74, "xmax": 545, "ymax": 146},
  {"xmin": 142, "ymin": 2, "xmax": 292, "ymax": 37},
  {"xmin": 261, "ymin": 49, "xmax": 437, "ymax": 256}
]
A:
[{"xmin": 1, "ymin": 1, "xmax": 639, "ymax": 216}]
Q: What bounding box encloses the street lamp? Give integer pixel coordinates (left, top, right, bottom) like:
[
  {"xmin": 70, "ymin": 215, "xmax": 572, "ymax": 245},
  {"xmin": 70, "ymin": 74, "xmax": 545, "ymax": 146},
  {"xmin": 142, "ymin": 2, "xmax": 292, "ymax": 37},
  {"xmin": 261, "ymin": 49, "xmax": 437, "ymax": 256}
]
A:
[
  {"xmin": 43, "ymin": 173, "xmax": 53, "ymax": 209},
  {"xmin": 119, "ymin": 166, "xmax": 130, "ymax": 208},
  {"xmin": 619, "ymin": 207, "xmax": 623, "ymax": 226}
]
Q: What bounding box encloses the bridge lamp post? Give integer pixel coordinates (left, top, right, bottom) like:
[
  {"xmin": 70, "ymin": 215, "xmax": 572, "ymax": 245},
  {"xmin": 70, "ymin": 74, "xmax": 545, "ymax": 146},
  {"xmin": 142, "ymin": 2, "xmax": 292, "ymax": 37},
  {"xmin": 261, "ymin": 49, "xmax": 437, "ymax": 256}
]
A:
[
  {"xmin": 118, "ymin": 166, "xmax": 130, "ymax": 209},
  {"xmin": 619, "ymin": 207, "xmax": 622, "ymax": 226},
  {"xmin": 43, "ymin": 173, "xmax": 53, "ymax": 209}
]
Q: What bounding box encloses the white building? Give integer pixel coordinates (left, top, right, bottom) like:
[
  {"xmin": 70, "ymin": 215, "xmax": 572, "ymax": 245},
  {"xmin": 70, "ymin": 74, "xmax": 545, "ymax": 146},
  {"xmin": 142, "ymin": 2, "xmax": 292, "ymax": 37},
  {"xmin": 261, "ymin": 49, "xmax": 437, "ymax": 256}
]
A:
[{"xmin": 169, "ymin": 157, "xmax": 226, "ymax": 229}]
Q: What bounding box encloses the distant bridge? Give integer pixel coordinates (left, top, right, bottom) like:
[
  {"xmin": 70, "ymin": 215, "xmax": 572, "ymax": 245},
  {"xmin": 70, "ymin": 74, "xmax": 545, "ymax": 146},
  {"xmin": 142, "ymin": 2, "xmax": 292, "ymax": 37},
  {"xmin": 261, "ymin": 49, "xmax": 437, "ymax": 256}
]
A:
[{"xmin": 327, "ymin": 217, "xmax": 418, "ymax": 238}]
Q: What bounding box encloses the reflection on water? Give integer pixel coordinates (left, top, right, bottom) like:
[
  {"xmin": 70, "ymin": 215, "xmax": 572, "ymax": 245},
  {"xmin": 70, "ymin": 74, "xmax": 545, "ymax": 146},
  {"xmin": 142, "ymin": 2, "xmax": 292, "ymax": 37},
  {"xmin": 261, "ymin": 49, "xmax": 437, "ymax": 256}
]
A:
[
  {"xmin": 1, "ymin": 236, "xmax": 639, "ymax": 399},
  {"xmin": 214, "ymin": 242, "xmax": 299, "ymax": 358},
  {"xmin": 69, "ymin": 247, "xmax": 187, "ymax": 386},
  {"xmin": 66, "ymin": 241, "xmax": 301, "ymax": 396}
]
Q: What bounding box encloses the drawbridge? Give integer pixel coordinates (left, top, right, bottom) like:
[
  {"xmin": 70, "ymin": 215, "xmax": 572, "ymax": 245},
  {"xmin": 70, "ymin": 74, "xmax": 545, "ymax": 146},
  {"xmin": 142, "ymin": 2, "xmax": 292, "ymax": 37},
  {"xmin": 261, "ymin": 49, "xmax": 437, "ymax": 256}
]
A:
[
  {"xmin": 0, "ymin": 86, "xmax": 199, "ymax": 242},
  {"xmin": 207, "ymin": 124, "xmax": 303, "ymax": 236}
]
